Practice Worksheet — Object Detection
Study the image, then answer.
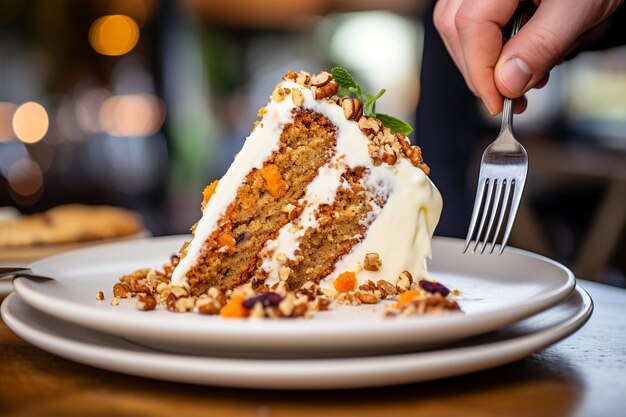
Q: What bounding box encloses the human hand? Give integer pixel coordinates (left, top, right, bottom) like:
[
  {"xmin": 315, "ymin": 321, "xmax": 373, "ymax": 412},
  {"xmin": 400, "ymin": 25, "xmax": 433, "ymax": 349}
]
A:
[{"xmin": 434, "ymin": 0, "xmax": 623, "ymax": 115}]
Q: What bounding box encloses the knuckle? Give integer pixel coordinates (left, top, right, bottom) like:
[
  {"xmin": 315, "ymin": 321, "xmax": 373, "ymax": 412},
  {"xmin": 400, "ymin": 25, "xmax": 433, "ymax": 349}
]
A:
[
  {"xmin": 433, "ymin": 11, "xmax": 448, "ymax": 35},
  {"xmin": 526, "ymin": 26, "xmax": 565, "ymax": 64},
  {"xmin": 453, "ymin": 12, "xmax": 473, "ymax": 32}
]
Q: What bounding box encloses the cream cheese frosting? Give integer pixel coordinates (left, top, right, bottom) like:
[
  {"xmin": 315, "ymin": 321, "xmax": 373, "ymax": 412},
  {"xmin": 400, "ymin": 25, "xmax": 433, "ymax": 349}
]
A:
[{"xmin": 171, "ymin": 80, "xmax": 442, "ymax": 289}]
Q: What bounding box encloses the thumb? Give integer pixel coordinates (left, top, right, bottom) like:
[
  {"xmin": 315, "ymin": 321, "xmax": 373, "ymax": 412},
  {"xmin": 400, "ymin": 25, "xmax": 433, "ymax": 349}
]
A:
[{"xmin": 494, "ymin": 0, "xmax": 600, "ymax": 98}]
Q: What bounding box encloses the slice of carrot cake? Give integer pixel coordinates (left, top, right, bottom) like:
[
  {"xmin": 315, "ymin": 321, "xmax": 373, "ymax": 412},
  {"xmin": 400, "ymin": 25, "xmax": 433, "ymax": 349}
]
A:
[
  {"xmin": 172, "ymin": 68, "xmax": 442, "ymax": 295},
  {"xmin": 116, "ymin": 68, "xmax": 460, "ymax": 318}
]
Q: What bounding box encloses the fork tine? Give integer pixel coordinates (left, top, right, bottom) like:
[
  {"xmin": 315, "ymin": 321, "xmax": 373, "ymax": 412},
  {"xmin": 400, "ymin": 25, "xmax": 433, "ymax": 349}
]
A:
[
  {"xmin": 480, "ymin": 179, "xmax": 504, "ymax": 253},
  {"xmin": 499, "ymin": 178, "xmax": 525, "ymax": 254},
  {"xmin": 463, "ymin": 177, "xmax": 487, "ymax": 253},
  {"xmin": 472, "ymin": 178, "xmax": 496, "ymax": 252},
  {"xmin": 490, "ymin": 179, "xmax": 512, "ymax": 254}
]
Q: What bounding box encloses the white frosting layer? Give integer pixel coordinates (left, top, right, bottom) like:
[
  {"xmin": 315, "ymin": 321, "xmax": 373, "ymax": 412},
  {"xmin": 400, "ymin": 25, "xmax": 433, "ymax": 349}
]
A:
[{"xmin": 171, "ymin": 80, "xmax": 442, "ymax": 289}]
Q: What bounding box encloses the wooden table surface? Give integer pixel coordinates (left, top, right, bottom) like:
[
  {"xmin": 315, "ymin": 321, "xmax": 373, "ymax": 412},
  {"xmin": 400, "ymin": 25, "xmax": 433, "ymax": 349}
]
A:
[{"xmin": 1, "ymin": 280, "xmax": 625, "ymax": 417}]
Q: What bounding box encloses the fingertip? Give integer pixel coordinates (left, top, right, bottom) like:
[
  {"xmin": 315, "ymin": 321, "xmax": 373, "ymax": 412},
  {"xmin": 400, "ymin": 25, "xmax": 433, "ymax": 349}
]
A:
[
  {"xmin": 496, "ymin": 57, "xmax": 533, "ymax": 97},
  {"xmin": 482, "ymin": 98, "xmax": 500, "ymax": 116}
]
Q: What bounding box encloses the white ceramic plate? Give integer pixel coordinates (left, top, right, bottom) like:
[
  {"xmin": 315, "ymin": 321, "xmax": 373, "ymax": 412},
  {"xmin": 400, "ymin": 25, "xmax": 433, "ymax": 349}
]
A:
[
  {"xmin": 1, "ymin": 286, "xmax": 592, "ymax": 389},
  {"xmin": 0, "ymin": 230, "xmax": 151, "ymax": 296},
  {"xmin": 12, "ymin": 236, "xmax": 576, "ymax": 357}
]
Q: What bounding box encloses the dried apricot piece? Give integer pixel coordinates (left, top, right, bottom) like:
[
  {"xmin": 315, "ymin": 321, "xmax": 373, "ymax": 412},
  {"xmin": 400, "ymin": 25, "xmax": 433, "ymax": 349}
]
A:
[
  {"xmin": 260, "ymin": 164, "xmax": 286, "ymax": 198},
  {"xmin": 333, "ymin": 271, "xmax": 357, "ymax": 293},
  {"xmin": 221, "ymin": 295, "xmax": 249, "ymax": 318},
  {"xmin": 396, "ymin": 289, "xmax": 421, "ymax": 307},
  {"xmin": 201, "ymin": 180, "xmax": 219, "ymax": 210}
]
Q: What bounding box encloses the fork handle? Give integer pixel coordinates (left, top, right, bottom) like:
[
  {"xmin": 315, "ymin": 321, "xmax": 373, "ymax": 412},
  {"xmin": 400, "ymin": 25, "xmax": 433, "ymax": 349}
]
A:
[{"xmin": 501, "ymin": 3, "xmax": 527, "ymax": 133}]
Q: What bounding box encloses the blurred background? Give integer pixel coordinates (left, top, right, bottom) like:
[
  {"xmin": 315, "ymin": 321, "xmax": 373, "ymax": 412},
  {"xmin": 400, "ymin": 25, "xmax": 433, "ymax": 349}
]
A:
[{"xmin": 0, "ymin": 0, "xmax": 624, "ymax": 286}]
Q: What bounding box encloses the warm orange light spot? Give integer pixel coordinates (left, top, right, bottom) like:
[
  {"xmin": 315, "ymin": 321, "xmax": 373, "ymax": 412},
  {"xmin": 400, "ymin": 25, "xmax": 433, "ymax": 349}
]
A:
[
  {"xmin": 99, "ymin": 94, "xmax": 164, "ymax": 137},
  {"xmin": 7, "ymin": 159, "xmax": 43, "ymax": 196},
  {"xmin": 396, "ymin": 290, "xmax": 421, "ymax": 307},
  {"xmin": 12, "ymin": 102, "xmax": 49, "ymax": 143},
  {"xmin": 333, "ymin": 271, "xmax": 357, "ymax": 293},
  {"xmin": 221, "ymin": 295, "xmax": 249, "ymax": 318},
  {"xmin": 89, "ymin": 15, "xmax": 139, "ymax": 56},
  {"xmin": 260, "ymin": 164, "xmax": 286, "ymax": 198},
  {"xmin": 201, "ymin": 180, "xmax": 219, "ymax": 210}
]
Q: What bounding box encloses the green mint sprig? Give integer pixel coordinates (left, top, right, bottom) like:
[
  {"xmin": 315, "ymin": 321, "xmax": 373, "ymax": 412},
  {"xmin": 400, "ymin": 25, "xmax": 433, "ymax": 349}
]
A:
[{"xmin": 330, "ymin": 66, "xmax": 414, "ymax": 136}]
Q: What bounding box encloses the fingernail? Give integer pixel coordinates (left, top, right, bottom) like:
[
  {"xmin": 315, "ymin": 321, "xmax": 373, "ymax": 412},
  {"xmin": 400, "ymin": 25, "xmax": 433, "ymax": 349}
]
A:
[{"xmin": 499, "ymin": 58, "xmax": 532, "ymax": 95}]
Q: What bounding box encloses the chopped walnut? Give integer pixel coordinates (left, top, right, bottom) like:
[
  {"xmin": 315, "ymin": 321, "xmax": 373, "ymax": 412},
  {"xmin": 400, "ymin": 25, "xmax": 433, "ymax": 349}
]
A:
[
  {"xmin": 110, "ymin": 298, "xmax": 119, "ymax": 306},
  {"xmin": 377, "ymin": 280, "xmax": 397, "ymax": 298},
  {"xmin": 208, "ymin": 287, "xmax": 227, "ymax": 306},
  {"xmin": 317, "ymin": 297, "xmax": 331, "ymax": 311},
  {"xmin": 396, "ymin": 271, "xmax": 413, "ymax": 292},
  {"xmin": 289, "ymin": 88, "xmax": 304, "ymax": 106},
  {"xmin": 95, "ymin": 291, "xmax": 105, "ymax": 301},
  {"xmin": 395, "ymin": 292, "xmax": 462, "ymax": 317},
  {"xmin": 169, "ymin": 286, "xmax": 189, "ymax": 298},
  {"xmin": 291, "ymin": 303, "xmax": 308, "ymax": 318},
  {"xmin": 296, "ymin": 71, "xmax": 311, "ymax": 87},
  {"xmin": 281, "ymin": 203, "xmax": 296, "ymax": 214},
  {"xmin": 283, "ymin": 70, "xmax": 298, "ymax": 81},
  {"xmin": 359, "ymin": 280, "xmax": 377, "ymax": 292},
  {"xmin": 342, "ymin": 98, "xmax": 363, "ymax": 121},
  {"xmin": 356, "ymin": 290, "xmax": 380, "ymax": 304},
  {"xmin": 248, "ymin": 302, "xmax": 265, "ymax": 319},
  {"xmin": 278, "ymin": 293, "xmax": 296, "ymax": 316},
  {"xmin": 288, "ymin": 204, "xmax": 303, "ymax": 221},
  {"xmin": 311, "ymin": 80, "xmax": 339, "ymax": 100},
  {"xmin": 113, "ymin": 283, "xmax": 129, "ymax": 299},
  {"xmin": 137, "ymin": 294, "xmax": 157, "ymax": 311},
  {"xmin": 278, "ymin": 266, "xmax": 291, "ymax": 282},
  {"xmin": 310, "ymin": 71, "xmax": 332, "ymax": 87},
  {"xmin": 363, "ymin": 253, "xmax": 382, "ymax": 271},
  {"xmin": 358, "ymin": 116, "xmax": 383, "ymax": 137},
  {"xmin": 271, "ymin": 87, "xmax": 290, "ymax": 103}
]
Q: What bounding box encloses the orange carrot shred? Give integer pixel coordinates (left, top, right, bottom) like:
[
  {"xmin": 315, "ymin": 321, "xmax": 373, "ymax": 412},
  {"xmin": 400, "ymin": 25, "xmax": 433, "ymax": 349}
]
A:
[
  {"xmin": 201, "ymin": 180, "xmax": 219, "ymax": 210},
  {"xmin": 221, "ymin": 295, "xmax": 249, "ymax": 318},
  {"xmin": 396, "ymin": 290, "xmax": 421, "ymax": 307},
  {"xmin": 333, "ymin": 271, "xmax": 357, "ymax": 293},
  {"xmin": 260, "ymin": 164, "xmax": 286, "ymax": 198}
]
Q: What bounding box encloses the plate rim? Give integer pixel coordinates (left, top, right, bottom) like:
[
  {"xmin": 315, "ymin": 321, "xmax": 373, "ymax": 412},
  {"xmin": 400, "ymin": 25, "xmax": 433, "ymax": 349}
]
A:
[
  {"xmin": 0, "ymin": 286, "xmax": 593, "ymax": 389},
  {"xmin": 11, "ymin": 235, "xmax": 576, "ymax": 347}
]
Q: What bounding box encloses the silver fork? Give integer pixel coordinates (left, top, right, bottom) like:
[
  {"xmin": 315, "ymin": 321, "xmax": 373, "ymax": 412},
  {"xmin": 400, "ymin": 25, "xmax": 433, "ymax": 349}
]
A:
[
  {"xmin": 463, "ymin": 7, "xmax": 529, "ymax": 255},
  {"xmin": 0, "ymin": 267, "xmax": 53, "ymax": 281}
]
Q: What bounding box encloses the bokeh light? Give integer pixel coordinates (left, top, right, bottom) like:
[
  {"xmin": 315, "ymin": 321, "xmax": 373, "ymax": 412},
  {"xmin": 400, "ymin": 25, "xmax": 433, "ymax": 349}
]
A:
[
  {"xmin": 89, "ymin": 15, "xmax": 140, "ymax": 56},
  {"xmin": 99, "ymin": 94, "xmax": 164, "ymax": 137},
  {"xmin": 0, "ymin": 102, "xmax": 17, "ymax": 142},
  {"xmin": 56, "ymin": 99, "xmax": 84, "ymax": 142},
  {"xmin": 12, "ymin": 102, "xmax": 49, "ymax": 144},
  {"xmin": 7, "ymin": 159, "xmax": 43, "ymax": 197},
  {"xmin": 75, "ymin": 88, "xmax": 110, "ymax": 133}
]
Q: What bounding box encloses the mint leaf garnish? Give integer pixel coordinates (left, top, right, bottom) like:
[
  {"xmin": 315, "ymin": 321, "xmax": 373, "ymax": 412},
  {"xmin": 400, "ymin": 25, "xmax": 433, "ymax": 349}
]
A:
[
  {"xmin": 363, "ymin": 89, "xmax": 386, "ymax": 117},
  {"xmin": 337, "ymin": 86, "xmax": 353, "ymax": 98},
  {"xmin": 375, "ymin": 113, "xmax": 414, "ymax": 136},
  {"xmin": 331, "ymin": 67, "xmax": 362, "ymax": 99},
  {"xmin": 331, "ymin": 67, "xmax": 414, "ymax": 135}
]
